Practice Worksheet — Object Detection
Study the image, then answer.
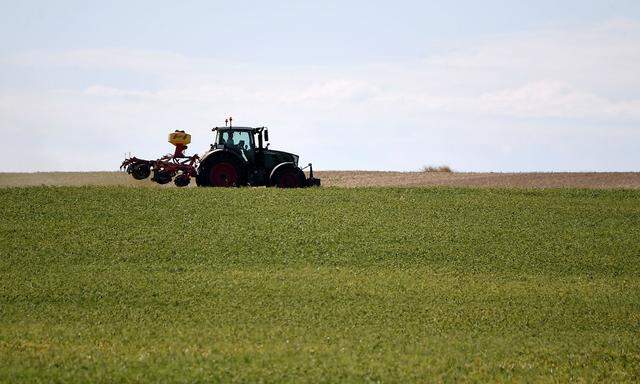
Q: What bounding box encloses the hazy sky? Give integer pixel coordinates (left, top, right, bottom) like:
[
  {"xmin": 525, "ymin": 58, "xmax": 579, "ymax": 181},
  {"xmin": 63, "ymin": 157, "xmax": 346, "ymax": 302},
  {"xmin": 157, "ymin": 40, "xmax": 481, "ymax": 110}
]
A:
[{"xmin": 1, "ymin": 1, "xmax": 639, "ymax": 171}]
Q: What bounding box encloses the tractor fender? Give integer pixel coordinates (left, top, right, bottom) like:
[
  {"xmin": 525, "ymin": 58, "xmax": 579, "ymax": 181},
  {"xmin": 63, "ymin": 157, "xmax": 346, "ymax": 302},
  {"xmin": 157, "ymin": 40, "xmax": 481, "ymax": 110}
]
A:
[
  {"xmin": 199, "ymin": 148, "xmax": 245, "ymax": 166},
  {"xmin": 269, "ymin": 162, "xmax": 304, "ymax": 186}
]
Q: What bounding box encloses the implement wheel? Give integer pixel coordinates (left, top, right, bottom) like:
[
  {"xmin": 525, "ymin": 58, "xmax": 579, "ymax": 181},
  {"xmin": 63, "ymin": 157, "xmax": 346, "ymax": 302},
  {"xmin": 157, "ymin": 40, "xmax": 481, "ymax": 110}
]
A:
[
  {"xmin": 174, "ymin": 174, "xmax": 191, "ymax": 187},
  {"xmin": 130, "ymin": 163, "xmax": 151, "ymax": 180},
  {"xmin": 152, "ymin": 169, "xmax": 172, "ymax": 185}
]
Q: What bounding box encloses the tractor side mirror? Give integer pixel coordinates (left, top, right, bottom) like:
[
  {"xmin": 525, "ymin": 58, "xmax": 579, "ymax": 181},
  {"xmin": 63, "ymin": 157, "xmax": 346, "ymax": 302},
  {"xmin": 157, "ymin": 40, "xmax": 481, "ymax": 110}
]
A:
[{"xmin": 264, "ymin": 130, "xmax": 269, "ymax": 142}]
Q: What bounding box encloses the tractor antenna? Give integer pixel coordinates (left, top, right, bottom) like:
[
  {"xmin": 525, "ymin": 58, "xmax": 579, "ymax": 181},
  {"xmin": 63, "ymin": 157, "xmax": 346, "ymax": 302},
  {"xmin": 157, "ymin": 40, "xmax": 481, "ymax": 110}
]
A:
[
  {"xmin": 225, "ymin": 118, "xmax": 228, "ymax": 127},
  {"xmin": 229, "ymin": 116, "xmax": 233, "ymax": 127}
]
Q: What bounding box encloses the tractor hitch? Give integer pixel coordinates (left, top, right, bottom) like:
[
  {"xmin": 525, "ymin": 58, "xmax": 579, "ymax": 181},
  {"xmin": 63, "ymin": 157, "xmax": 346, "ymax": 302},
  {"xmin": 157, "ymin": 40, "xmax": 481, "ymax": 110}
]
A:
[{"xmin": 303, "ymin": 163, "xmax": 321, "ymax": 187}]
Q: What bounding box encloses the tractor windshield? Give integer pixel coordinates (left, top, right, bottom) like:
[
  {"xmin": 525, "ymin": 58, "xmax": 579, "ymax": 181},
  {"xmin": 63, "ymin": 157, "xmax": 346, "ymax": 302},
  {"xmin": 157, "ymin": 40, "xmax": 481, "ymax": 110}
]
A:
[{"xmin": 217, "ymin": 130, "xmax": 253, "ymax": 150}]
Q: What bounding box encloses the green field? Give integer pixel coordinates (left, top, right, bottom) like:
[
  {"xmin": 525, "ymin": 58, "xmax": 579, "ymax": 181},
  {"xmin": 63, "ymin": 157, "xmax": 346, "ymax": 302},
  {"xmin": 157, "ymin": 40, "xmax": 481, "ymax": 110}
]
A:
[{"xmin": 1, "ymin": 187, "xmax": 639, "ymax": 382}]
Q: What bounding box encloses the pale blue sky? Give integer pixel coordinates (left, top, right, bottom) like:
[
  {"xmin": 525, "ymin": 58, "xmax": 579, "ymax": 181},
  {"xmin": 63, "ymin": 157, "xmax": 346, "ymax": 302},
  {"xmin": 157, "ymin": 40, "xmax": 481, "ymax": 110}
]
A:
[{"xmin": 1, "ymin": 1, "xmax": 639, "ymax": 171}]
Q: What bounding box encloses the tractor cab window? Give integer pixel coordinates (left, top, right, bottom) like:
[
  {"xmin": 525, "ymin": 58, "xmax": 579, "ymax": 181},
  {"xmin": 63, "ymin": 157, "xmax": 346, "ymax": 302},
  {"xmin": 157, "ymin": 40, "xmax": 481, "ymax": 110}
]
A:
[{"xmin": 217, "ymin": 131, "xmax": 253, "ymax": 151}]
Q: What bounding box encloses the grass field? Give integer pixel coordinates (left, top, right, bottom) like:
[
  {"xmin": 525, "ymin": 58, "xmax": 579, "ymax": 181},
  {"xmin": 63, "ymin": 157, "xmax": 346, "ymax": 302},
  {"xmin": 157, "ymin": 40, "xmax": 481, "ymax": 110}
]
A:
[{"xmin": 1, "ymin": 186, "xmax": 639, "ymax": 382}]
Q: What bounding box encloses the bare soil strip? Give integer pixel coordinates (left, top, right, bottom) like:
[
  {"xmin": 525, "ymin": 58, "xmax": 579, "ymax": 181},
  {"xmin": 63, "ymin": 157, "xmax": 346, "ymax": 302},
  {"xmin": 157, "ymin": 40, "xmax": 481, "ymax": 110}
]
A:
[
  {"xmin": 1, "ymin": 171, "xmax": 639, "ymax": 189},
  {"xmin": 316, "ymin": 171, "xmax": 640, "ymax": 188}
]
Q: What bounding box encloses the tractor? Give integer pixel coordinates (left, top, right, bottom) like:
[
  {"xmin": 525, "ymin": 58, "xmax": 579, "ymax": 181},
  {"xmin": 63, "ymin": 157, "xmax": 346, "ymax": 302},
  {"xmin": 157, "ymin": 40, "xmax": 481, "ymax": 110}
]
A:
[{"xmin": 121, "ymin": 119, "xmax": 320, "ymax": 188}]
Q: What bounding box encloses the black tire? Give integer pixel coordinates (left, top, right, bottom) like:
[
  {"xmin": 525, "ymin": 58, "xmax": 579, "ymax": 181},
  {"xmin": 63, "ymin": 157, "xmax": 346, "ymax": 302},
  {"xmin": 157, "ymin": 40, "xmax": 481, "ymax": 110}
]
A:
[
  {"xmin": 174, "ymin": 174, "xmax": 191, "ymax": 187},
  {"xmin": 195, "ymin": 166, "xmax": 208, "ymax": 186},
  {"xmin": 198, "ymin": 155, "xmax": 246, "ymax": 187},
  {"xmin": 272, "ymin": 166, "xmax": 305, "ymax": 188},
  {"xmin": 152, "ymin": 169, "xmax": 172, "ymax": 185},
  {"xmin": 131, "ymin": 163, "xmax": 151, "ymax": 180}
]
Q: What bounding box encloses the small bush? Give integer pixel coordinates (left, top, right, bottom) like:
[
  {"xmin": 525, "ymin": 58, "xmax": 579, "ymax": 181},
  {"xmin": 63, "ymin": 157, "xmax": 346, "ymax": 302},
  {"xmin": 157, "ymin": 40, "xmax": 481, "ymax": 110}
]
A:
[{"xmin": 421, "ymin": 165, "xmax": 453, "ymax": 173}]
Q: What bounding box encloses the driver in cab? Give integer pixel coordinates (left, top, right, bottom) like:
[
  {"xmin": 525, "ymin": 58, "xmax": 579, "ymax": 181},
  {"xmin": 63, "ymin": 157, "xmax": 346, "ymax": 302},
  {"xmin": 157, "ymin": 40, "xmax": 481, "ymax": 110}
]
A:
[{"xmin": 221, "ymin": 132, "xmax": 236, "ymax": 148}]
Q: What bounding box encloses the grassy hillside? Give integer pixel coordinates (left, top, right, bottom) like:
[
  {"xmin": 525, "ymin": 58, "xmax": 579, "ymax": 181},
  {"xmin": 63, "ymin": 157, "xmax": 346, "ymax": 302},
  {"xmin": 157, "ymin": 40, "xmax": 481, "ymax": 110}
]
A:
[{"xmin": 1, "ymin": 187, "xmax": 639, "ymax": 382}]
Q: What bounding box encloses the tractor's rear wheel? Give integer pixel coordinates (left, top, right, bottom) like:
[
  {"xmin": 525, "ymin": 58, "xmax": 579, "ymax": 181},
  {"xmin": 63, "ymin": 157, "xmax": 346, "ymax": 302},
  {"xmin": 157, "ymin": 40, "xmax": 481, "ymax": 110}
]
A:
[{"xmin": 209, "ymin": 162, "xmax": 239, "ymax": 187}]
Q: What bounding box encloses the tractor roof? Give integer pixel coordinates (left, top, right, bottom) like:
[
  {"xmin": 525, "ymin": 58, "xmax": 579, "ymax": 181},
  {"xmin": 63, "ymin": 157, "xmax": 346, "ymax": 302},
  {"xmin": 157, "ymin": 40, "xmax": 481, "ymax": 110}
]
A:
[{"xmin": 212, "ymin": 126, "xmax": 265, "ymax": 132}]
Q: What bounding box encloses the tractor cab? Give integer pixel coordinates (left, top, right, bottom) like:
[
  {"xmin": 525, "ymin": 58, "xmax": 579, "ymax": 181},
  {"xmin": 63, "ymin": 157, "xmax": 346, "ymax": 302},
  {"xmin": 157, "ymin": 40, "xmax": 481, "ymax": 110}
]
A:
[{"xmin": 213, "ymin": 127, "xmax": 257, "ymax": 162}]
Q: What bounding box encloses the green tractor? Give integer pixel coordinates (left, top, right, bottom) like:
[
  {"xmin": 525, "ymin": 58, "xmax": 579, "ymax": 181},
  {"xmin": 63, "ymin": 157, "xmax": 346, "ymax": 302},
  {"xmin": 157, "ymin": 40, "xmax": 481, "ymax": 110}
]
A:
[{"xmin": 196, "ymin": 125, "xmax": 320, "ymax": 188}]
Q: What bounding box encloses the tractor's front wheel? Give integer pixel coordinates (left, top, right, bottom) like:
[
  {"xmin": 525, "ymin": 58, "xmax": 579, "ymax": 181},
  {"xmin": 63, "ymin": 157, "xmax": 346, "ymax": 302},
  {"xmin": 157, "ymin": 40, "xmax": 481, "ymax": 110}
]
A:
[{"xmin": 273, "ymin": 168, "xmax": 305, "ymax": 188}]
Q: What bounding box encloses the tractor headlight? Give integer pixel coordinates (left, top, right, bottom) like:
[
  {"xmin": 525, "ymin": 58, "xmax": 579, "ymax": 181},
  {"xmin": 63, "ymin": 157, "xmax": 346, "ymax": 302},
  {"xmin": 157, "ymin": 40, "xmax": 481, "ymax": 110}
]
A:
[{"xmin": 292, "ymin": 155, "xmax": 299, "ymax": 165}]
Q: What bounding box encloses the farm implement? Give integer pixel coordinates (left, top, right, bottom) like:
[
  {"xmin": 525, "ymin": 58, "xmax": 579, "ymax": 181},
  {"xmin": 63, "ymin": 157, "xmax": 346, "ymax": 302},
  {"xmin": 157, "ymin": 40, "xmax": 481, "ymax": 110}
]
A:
[
  {"xmin": 121, "ymin": 118, "xmax": 321, "ymax": 188},
  {"xmin": 121, "ymin": 131, "xmax": 198, "ymax": 187}
]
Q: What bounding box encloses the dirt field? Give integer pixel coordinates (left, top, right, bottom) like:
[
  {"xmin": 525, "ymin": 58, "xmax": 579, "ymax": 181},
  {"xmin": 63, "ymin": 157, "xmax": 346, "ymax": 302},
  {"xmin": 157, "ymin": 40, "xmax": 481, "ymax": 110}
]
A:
[
  {"xmin": 1, "ymin": 171, "xmax": 639, "ymax": 188},
  {"xmin": 318, "ymin": 171, "xmax": 640, "ymax": 188}
]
